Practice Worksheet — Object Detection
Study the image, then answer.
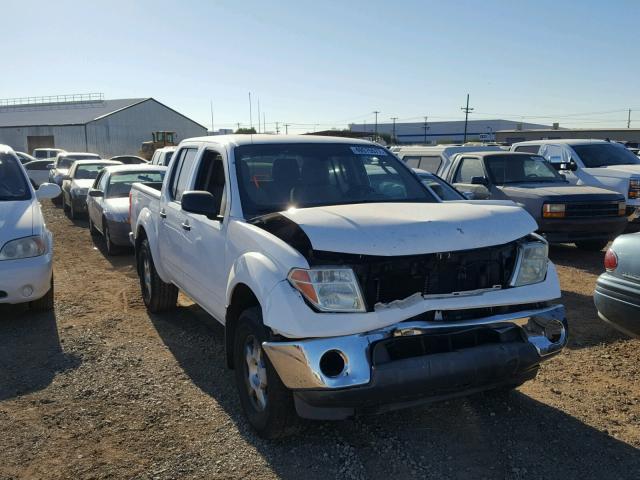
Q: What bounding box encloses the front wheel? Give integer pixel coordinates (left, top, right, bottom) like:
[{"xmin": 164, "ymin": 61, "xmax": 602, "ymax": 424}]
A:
[
  {"xmin": 104, "ymin": 222, "xmax": 120, "ymax": 256},
  {"xmin": 233, "ymin": 307, "xmax": 297, "ymax": 439},
  {"xmin": 575, "ymin": 240, "xmax": 608, "ymax": 251},
  {"xmin": 137, "ymin": 238, "xmax": 177, "ymax": 312}
]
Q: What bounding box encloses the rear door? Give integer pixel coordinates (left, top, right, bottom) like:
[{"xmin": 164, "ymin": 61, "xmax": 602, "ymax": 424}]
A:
[{"xmin": 158, "ymin": 147, "xmax": 199, "ymax": 286}]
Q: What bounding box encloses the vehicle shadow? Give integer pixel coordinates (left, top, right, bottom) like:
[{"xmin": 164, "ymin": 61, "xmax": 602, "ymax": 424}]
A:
[
  {"xmin": 148, "ymin": 304, "xmax": 640, "ymax": 479},
  {"xmin": 0, "ymin": 305, "xmax": 81, "ymax": 401},
  {"xmin": 87, "ymin": 226, "xmax": 137, "ymax": 274},
  {"xmin": 549, "ymin": 243, "xmax": 606, "ymax": 276}
]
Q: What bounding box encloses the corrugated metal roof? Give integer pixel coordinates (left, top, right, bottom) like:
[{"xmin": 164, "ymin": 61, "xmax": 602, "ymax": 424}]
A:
[{"xmin": 0, "ymin": 98, "xmax": 148, "ymax": 127}]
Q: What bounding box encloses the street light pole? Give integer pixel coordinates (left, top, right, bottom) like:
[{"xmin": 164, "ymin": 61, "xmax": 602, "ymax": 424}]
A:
[{"xmin": 373, "ymin": 110, "xmax": 379, "ymax": 141}]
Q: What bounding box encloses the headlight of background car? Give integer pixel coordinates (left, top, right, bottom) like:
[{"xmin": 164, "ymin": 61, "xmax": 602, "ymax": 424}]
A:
[
  {"xmin": 629, "ymin": 178, "xmax": 640, "ymax": 200},
  {"xmin": 288, "ymin": 268, "xmax": 366, "ymax": 312},
  {"xmin": 71, "ymin": 188, "xmax": 89, "ymax": 197},
  {"xmin": 512, "ymin": 240, "xmax": 549, "ymax": 286},
  {"xmin": 0, "ymin": 236, "xmax": 47, "ymax": 261}
]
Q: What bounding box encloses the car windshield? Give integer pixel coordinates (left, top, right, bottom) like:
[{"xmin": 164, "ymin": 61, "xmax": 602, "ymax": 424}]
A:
[
  {"xmin": 0, "ymin": 153, "xmax": 31, "ymax": 201},
  {"xmin": 235, "ymin": 143, "xmax": 436, "ymax": 218},
  {"xmin": 485, "ymin": 154, "xmax": 564, "ymax": 184},
  {"xmin": 107, "ymin": 171, "xmax": 165, "ymax": 198},
  {"xmin": 75, "ymin": 164, "xmax": 108, "ymax": 180},
  {"xmin": 415, "ymin": 172, "xmax": 464, "ymax": 200},
  {"xmin": 572, "ymin": 144, "xmax": 640, "ymax": 168}
]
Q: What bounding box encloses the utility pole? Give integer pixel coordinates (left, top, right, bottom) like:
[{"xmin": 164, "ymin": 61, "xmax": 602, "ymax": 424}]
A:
[
  {"xmin": 275, "ymin": 121, "xmax": 280, "ymax": 134},
  {"xmin": 263, "ymin": 113, "xmax": 266, "ymax": 134},
  {"xmin": 391, "ymin": 117, "xmax": 398, "ymax": 143},
  {"xmin": 210, "ymin": 100, "xmax": 214, "ymax": 133},
  {"xmin": 423, "ymin": 116, "xmax": 429, "ymax": 144},
  {"xmin": 628, "ymin": 109, "xmax": 632, "ymax": 128},
  {"xmin": 248, "ymin": 92, "xmax": 253, "ymax": 131},
  {"xmin": 373, "ymin": 110, "xmax": 380, "ymax": 141},
  {"xmin": 236, "ymin": 122, "xmax": 241, "ymax": 131},
  {"xmin": 284, "ymin": 123, "xmax": 290, "ymax": 135},
  {"xmin": 461, "ymin": 93, "xmax": 474, "ymax": 143},
  {"xmin": 257, "ymin": 98, "xmax": 261, "ymax": 133}
]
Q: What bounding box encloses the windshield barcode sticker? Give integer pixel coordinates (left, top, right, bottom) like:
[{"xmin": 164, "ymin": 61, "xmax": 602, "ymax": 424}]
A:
[{"xmin": 350, "ymin": 146, "xmax": 388, "ymax": 156}]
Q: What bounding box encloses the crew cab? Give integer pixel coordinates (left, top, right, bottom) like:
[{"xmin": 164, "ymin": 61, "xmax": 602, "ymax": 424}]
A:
[
  {"xmin": 130, "ymin": 135, "xmax": 567, "ymax": 438},
  {"xmin": 441, "ymin": 151, "xmax": 628, "ymax": 250},
  {"xmin": 511, "ymin": 140, "xmax": 640, "ymax": 226},
  {"xmin": 0, "ymin": 145, "xmax": 61, "ymax": 311}
]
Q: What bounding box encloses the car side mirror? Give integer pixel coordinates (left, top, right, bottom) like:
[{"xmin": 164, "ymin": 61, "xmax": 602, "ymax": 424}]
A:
[
  {"xmin": 471, "ymin": 176, "xmax": 489, "ymax": 186},
  {"xmin": 181, "ymin": 191, "xmax": 221, "ymax": 220},
  {"xmin": 46, "ymin": 163, "xmax": 54, "ymax": 169},
  {"xmin": 559, "ymin": 161, "xmax": 577, "ymax": 172},
  {"xmin": 88, "ymin": 189, "xmax": 103, "ymax": 197},
  {"xmin": 36, "ymin": 183, "xmax": 62, "ymax": 200}
]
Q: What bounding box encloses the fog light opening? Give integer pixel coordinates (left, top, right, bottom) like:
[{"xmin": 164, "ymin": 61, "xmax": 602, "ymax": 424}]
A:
[
  {"xmin": 320, "ymin": 350, "xmax": 347, "ymax": 378},
  {"xmin": 21, "ymin": 285, "xmax": 34, "ymax": 298},
  {"xmin": 544, "ymin": 320, "xmax": 564, "ymax": 343}
]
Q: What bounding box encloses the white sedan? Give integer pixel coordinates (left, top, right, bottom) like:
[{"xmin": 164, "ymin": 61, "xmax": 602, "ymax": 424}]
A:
[{"xmin": 0, "ymin": 145, "xmax": 61, "ymax": 311}]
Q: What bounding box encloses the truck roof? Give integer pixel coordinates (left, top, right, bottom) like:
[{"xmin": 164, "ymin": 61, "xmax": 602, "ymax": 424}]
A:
[
  {"xmin": 512, "ymin": 139, "xmax": 613, "ymax": 146},
  {"xmin": 180, "ymin": 134, "xmax": 380, "ymax": 148}
]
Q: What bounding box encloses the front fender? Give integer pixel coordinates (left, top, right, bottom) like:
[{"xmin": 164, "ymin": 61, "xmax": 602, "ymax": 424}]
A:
[
  {"xmin": 135, "ymin": 208, "xmax": 170, "ymax": 283},
  {"xmin": 226, "ymin": 252, "xmax": 285, "ymax": 326}
]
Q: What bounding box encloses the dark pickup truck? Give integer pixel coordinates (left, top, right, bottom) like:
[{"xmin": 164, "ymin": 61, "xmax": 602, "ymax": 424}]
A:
[{"xmin": 441, "ymin": 152, "xmax": 627, "ymax": 251}]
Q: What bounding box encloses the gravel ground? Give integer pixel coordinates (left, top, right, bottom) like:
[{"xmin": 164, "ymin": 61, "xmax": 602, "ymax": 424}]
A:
[{"xmin": 1, "ymin": 203, "xmax": 639, "ymax": 480}]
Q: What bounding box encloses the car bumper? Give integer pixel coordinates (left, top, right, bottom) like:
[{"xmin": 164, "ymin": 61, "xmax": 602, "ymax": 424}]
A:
[
  {"xmin": 594, "ymin": 273, "xmax": 640, "ymax": 337},
  {"xmin": 0, "ymin": 253, "xmax": 53, "ymax": 305},
  {"xmin": 106, "ymin": 218, "xmax": 132, "ymax": 246},
  {"xmin": 263, "ymin": 304, "xmax": 567, "ymax": 419},
  {"xmin": 538, "ymin": 216, "xmax": 628, "ymax": 243}
]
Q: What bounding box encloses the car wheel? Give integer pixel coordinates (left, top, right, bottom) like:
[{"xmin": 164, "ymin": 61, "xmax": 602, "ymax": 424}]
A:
[
  {"xmin": 89, "ymin": 216, "xmax": 99, "ymax": 236},
  {"xmin": 575, "ymin": 240, "xmax": 608, "ymax": 251},
  {"xmin": 233, "ymin": 307, "xmax": 298, "ymax": 439},
  {"xmin": 63, "ymin": 195, "xmax": 70, "ymax": 213},
  {"xmin": 69, "ymin": 200, "xmax": 77, "ymax": 220},
  {"xmin": 137, "ymin": 238, "xmax": 177, "ymax": 312},
  {"xmin": 30, "ymin": 275, "xmax": 54, "ymax": 312},
  {"xmin": 104, "ymin": 222, "xmax": 119, "ymax": 256}
]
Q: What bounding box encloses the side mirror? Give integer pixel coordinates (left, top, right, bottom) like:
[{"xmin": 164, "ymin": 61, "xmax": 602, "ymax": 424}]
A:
[
  {"xmin": 36, "ymin": 183, "xmax": 62, "ymax": 200},
  {"xmin": 181, "ymin": 191, "xmax": 220, "ymax": 220},
  {"xmin": 88, "ymin": 189, "xmax": 103, "ymax": 197},
  {"xmin": 462, "ymin": 191, "xmax": 476, "ymax": 200},
  {"xmin": 46, "ymin": 163, "xmax": 55, "ymax": 169},
  {"xmin": 559, "ymin": 161, "xmax": 577, "ymax": 172},
  {"xmin": 471, "ymin": 176, "xmax": 489, "ymax": 186}
]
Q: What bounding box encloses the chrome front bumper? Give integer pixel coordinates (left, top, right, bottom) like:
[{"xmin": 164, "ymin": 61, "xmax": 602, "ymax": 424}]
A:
[{"xmin": 262, "ymin": 304, "xmax": 567, "ymax": 390}]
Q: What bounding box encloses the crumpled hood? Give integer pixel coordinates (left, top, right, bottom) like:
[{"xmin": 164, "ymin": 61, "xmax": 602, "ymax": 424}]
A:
[
  {"xmin": 503, "ymin": 183, "xmax": 624, "ymax": 200},
  {"xmin": 280, "ymin": 202, "xmax": 537, "ymax": 256},
  {"xmin": 0, "ymin": 200, "xmax": 34, "ymax": 247}
]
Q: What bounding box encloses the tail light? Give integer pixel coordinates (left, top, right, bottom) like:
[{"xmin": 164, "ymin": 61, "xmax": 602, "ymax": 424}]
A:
[{"xmin": 604, "ymin": 248, "xmax": 618, "ymax": 272}]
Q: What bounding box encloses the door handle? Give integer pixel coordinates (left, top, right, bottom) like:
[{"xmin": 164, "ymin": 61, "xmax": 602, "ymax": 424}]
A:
[
  {"xmin": 181, "ymin": 222, "xmax": 191, "ymax": 231},
  {"xmin": 159, "ymin": 209, "xmax": 167, "ymax": 219}
]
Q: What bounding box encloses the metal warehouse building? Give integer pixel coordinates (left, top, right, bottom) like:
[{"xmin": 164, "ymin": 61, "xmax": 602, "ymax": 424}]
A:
[
  {"xmin": 350, "ymin": 119, "xmax": 556, "ymax": 144},
  {"xmin": 495, "ymin": 127, "xmax": 640, "ymax": 145},
  {"xmin": 0, "ymin": 94, "xmax": 207, "ymax": 157}
]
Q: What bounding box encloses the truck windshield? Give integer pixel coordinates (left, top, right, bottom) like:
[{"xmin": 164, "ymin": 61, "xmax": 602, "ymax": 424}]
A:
[
  {"xmin": 572, "ymin": 144, "xmax": 640, "ymax": 168},
  {"xmin": 0, "ymin": 153, "xmax": 31, "ymax": 201},
  {"xmin": 485, "ymin": 154, "xmax": 564, "ymax": 184},
  {"xmin": 235, "ymin": 143, "xmax": 436, "ymax": 218}
]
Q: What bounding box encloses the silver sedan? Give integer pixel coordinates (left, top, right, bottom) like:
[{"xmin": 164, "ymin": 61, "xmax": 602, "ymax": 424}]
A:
[{"xmin": 86, "ymin": 164, "xmax": 166, "ymax": 255}]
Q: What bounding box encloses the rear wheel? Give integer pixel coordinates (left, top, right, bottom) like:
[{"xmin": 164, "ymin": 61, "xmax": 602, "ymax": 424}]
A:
[
  {"xmin": 575, "ymin": 240, "xmax": 608, "ymax": 251},
  {"xmin": 30, "ymin": 275, "xmax": 54, "ymax": 312},
  {"xmin": 89, "ymin": 216, "xmax": 99, "ymax": 236},
  {"xmin": 69, "ymin": 200, "xmax": 77, "ymax": 220},
  {"xmin": 63, "ymin": 195, "xmax": 70, "ymax": 213},
  {"xmin": 104, "ymin": 222, "xmax": 120, "ymax": 256},
  {"xmin": 233, "ymin": 307, "xmax": 297, "ymax": 438},
  {"xmin": 137, "ymin": 238, "xmax": 177, "ymax": 312}
]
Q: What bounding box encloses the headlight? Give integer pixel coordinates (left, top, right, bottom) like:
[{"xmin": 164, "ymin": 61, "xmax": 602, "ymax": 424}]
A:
[
  {"xmin": 512, "ymin": 239, "xmax": 549, "ymax": 287},
  {"xmin": 71, "ymin": 188, "xmax": 88, "ymax": 197},
  {"xmin": 0, "ymin": 236, "xmax": 46, "ymax": 261},
  {"xmin": 542, "ymin": 203, "xmax": 565, "ymax": 218},
  {"xmin": 629, "ymin": 179, "xmax": 640, "ymax": 199},
  {"xmin": 288, "ymin": 268, "xmax": 366, "ymax": 312}
]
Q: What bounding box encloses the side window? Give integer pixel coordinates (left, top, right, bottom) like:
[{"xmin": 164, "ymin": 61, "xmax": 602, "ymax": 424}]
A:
[
  {"xmin": 99, "ymin": 171, "xmax": 109, "ymax": 191},
  {"xmin": 170, "ymin": 148, "xmax": 198, "ymax": 202},
  {"xmin": 454, "ymin": 158, "xmax": 485, "ymax": 183},
  {"xmin": 193, "ymin": 150, "xmax": 227, "ymax": 217},
  {"xmin": 403, "ymin": 156, "xmax": 420, "ymax": 168},
  {"xmin": 418, "ymin": 156, "xmax": 442, "ymax": 173},
  {"xmin": 514, "ymin": 145, "xmax": 540, "ymax": 154}
]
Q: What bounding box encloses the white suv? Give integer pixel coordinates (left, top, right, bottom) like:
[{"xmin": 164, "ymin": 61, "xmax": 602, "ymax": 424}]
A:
[{"xmin": 0, "ymin": 145, "xmax": 61, "ymax": 311}]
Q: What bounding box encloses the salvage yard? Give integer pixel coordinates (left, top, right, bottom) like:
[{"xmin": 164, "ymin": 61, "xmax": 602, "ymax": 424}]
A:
[{"xmin": 1, "ymin": 202, "xmax": 639, "ymax": 480}]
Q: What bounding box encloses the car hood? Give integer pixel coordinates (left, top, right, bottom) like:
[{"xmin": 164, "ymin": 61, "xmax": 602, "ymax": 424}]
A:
[
  {"xmin": 279, "ymin": 202, "xmax": 537, "ymax": 256},
  {"xmin": 501, "ymin": 183, "xmax": 623, "ymax": 200},
  {"xmin": 0, "ymin": 200, "xmax": 34, "ymax": 247}
]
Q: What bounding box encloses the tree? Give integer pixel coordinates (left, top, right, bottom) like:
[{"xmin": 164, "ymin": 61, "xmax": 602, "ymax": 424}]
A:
[{"xmin": 235, "ymin": 127, "xmax": 257, "ymax": 134}]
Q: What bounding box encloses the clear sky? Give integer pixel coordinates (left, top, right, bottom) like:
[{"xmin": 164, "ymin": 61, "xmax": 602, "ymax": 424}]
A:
[{"xmin": 3, "ymin": 0, "xmax": 640, "ymax": 132}]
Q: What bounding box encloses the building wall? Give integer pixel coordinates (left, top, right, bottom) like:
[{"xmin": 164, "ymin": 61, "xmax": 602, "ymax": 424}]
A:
[
  {"xmin": 86, "ymin": 99, "xmax": 207, "ymax": 157},
  {"xmin": 0, "ymin": 125, "xmax": 86, "ymax": 153},
  {"xmin": 495, "ymin": 129, "xmax": 640, "ymax": 144}
]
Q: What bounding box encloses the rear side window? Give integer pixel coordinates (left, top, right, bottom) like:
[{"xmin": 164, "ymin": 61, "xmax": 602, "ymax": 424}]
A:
[
  {"xmin": 514, "ymin": 145, "xmax": 541, "ymax": 154},
  {"xmin": 402, "ymin": 155, "xmax": 442, "ymax": 173},
  {"xmin": 169, "ymin": 148, "xmax": 198, "ymax": 201},
  {"xmin": 454, "ymin": 158, "xmax": 485, "ymax": 183},
  {"xmin": 0, "ymin": 153, "xmax": 31, "ymax": 201}
]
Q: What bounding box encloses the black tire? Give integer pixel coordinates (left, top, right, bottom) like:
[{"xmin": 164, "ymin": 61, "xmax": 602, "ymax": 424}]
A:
[
  {"xmin": 63, "ymin": 195, "xmax": 70, "ymax": 213},
  {"xmin": 89, "ymin": 216, "xmax": 99, "ymax": 236},
  {"xmin": 575, "ymin": 240, "xmax": 608, "ymax": 251},
  {"xmin": 137, "ymin": 238, "xmax": 177, "ymax": 312},
  {"xmin": 104, "ymin": 221, "xmax": 119, "ymax": 256},
  {"xmin": 52, "ymin": 195, "xmax": 62, "ymax": 206},
  {"xmin": 233, "ymin": 307, "xmax": 297, "ymax": 439},
  {"xmin": 69, "ymin": 200, "xmax": 77, "ymax": 219},
  {"xmin": 30, "ymin": 275, "xmax": 54, "ymax": 312}
]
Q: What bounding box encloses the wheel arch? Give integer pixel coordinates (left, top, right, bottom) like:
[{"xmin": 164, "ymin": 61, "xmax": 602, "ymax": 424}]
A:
[{"xmin": 225, "ymin": 283, "xmax": 261, "ymax": 369}]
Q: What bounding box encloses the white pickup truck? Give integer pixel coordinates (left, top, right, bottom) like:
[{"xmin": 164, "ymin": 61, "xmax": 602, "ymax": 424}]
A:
[
  {"xmin": 129, "ymin": 135, "xmax": 567, "ymax": 438},
  {"xmin": 511, "ymin": 139, "xmax": 640, "ymax": 226}
]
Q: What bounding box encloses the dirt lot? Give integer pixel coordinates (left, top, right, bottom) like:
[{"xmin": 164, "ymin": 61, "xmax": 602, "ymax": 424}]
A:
[{"xmin": 1, "ymin": 203, "xmax": 639, "ymax": 480}]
